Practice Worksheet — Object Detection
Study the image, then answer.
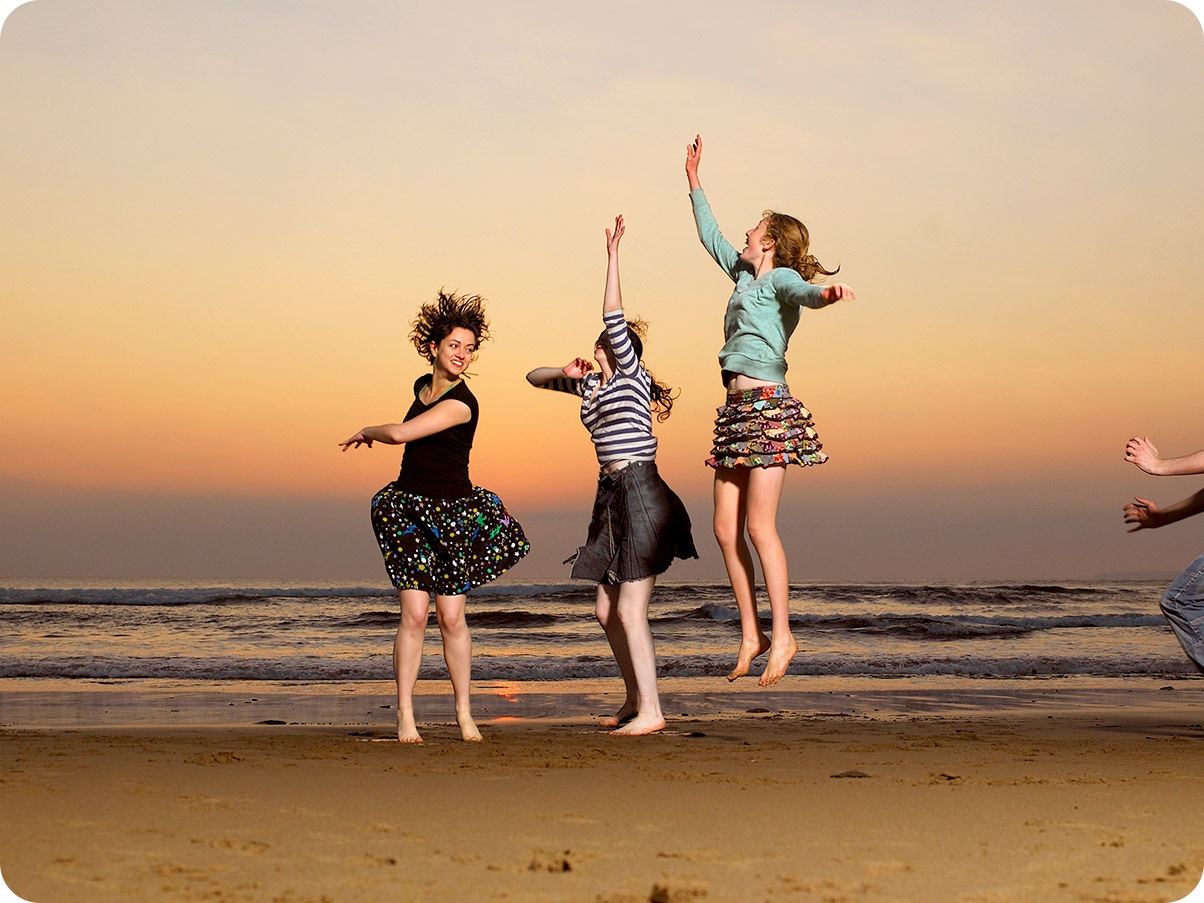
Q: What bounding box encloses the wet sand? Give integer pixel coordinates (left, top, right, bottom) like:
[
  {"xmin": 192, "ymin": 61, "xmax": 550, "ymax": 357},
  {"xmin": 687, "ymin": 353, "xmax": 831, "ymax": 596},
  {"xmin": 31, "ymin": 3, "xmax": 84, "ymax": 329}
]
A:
[{"xmin": 3, "ymin": 678, "xmax": 1204, "ymax": 902}]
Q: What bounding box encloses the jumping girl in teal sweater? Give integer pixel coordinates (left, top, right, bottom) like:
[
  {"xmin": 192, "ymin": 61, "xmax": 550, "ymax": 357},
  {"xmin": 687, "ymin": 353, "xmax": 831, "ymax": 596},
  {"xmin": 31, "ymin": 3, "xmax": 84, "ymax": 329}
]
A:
[{"xmin": 685, "ymin": 134, "xmax": 855, "ymax": 687}]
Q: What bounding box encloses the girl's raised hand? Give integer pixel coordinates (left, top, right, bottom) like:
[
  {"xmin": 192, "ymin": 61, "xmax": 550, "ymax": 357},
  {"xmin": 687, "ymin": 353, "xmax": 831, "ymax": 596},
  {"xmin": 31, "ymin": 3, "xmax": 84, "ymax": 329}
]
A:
[
  {"xmin": 685, "ymin": 134, "xmax": 702, "ymax": 188},
  {"xmin": 563, "ymin": 358, "xmax": 595, "ymax": 379},
  {"xmin": 606, "ymin": 214, "xmax": 625, "ymax": 256},
  {"xmin": 820, "ymin": 283, "xmax": 856, "ymax": 304}
]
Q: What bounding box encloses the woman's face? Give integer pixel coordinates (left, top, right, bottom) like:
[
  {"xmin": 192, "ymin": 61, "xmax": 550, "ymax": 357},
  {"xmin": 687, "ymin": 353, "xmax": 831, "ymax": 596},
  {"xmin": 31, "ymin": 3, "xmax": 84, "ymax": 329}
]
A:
[
  {"xmin": 429, "ymin": 327, "xmax": 477, "ymax": 377},
  {"xmin": 739, "ymin": 218, "xmax": 772, "ymax": 265},
  {"xmin": 593, "ymin": 330, "xmax": 616, "ymax": 369}
]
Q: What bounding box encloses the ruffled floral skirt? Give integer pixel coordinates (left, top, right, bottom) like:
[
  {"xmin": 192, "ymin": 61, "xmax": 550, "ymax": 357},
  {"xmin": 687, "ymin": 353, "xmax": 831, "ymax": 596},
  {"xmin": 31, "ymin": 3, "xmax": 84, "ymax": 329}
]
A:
[{"xmin": 706, "ymin": 385, "xmax": 827, "ymax": 470}]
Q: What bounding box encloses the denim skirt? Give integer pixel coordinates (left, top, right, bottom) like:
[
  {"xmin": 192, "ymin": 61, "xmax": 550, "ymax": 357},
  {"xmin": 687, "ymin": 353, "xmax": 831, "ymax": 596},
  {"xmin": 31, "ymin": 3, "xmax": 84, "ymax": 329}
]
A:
[{"xmin": 568, "ymin": 461, "xmax": 698, "ymax": 585}]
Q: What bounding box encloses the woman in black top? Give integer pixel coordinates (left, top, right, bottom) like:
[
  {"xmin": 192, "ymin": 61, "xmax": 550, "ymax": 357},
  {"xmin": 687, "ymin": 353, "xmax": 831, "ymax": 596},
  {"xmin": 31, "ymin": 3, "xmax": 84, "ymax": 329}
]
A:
[{"xmin": 341, "ymin": 291, "xmax": 529, "ymax": 742}]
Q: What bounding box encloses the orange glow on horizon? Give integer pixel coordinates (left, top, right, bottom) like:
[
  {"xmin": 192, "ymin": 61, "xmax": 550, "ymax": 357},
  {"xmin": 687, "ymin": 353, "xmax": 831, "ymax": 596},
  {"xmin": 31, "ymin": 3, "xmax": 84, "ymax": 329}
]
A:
[{"xmin": 2, "ymin": 1, "xmax": 1200, "ymax": 580}]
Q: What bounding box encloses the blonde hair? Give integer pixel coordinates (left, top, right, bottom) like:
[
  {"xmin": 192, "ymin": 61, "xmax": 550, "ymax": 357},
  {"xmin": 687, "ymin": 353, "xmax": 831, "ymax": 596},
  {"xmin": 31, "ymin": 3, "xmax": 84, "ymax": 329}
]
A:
[{"xmin": 762, "ymin": 210, "xmax": 839, "ymax": 282}]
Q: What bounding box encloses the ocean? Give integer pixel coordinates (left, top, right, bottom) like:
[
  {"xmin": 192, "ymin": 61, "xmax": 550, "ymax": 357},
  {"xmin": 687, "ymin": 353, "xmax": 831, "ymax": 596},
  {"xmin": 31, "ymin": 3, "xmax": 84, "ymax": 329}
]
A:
[{"xmin": 0, "ymin": 578, "xmax": 1192, "ymax": 683}]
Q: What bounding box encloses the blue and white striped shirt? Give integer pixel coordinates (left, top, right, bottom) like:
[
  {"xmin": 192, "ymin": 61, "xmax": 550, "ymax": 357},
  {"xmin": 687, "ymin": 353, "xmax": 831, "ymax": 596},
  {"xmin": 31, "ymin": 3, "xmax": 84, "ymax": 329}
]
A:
[{"xmin": 541, "ymin": 309, "xmax": 658, "ymax": 466}]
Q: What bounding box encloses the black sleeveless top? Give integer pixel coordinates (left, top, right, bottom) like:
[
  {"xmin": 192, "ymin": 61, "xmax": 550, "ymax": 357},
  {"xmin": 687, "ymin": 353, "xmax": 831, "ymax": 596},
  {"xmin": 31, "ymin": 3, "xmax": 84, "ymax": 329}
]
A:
[{"xmin": 394, "ymin": 376, "xmax": 478, "ymax": 499}]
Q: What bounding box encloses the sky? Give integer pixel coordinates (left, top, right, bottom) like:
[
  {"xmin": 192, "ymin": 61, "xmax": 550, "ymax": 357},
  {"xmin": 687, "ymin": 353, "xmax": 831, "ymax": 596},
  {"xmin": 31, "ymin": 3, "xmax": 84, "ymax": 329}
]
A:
[{"xmin": 0, "ymin": 0, "xmax": 1201, "ymax": 582}]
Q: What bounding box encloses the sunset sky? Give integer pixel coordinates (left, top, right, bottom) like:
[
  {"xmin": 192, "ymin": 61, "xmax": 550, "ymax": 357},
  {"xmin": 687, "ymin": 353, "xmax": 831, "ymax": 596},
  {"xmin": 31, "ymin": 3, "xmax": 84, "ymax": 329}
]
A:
[{"xmin": 1, "ymin": 0, "xmax": 1201, "ymax": 581}]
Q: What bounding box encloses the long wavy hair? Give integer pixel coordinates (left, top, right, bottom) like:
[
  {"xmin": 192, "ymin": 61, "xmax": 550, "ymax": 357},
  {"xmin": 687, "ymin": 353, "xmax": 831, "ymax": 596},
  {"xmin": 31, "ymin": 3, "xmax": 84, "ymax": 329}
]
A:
[
  {"xmin": 623, "ymin": 317, "xmax": 677, "ymax": 423},
  {"xmin": 408, "ymin": 290, "xmax": 491, "ymax": 363},
  {"xmin": 762, "ymin": 210, "xmax": 839, "ymax": 282}
]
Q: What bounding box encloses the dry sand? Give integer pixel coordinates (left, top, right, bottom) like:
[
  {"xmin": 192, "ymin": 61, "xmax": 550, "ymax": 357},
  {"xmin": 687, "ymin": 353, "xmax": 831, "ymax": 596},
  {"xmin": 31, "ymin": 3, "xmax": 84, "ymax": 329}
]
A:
[{"xmin": 3, "ymin": 681, "xmax": 1204, "ymax": 902}]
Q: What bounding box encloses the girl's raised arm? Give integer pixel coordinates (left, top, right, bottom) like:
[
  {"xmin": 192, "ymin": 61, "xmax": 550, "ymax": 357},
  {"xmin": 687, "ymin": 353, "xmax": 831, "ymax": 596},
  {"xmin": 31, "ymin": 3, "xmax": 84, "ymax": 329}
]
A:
[
  {"xmin": 603, "ymin": 214, "xmax": 625, "ymax": 315},
  {"xmin": 685, "ymin": 134, "xmax": 740, "ymax": 279},
  {"xmin": 685, "ymin": 133, "xmax": 702, "ymax": 191},
  {"xmin": 602, "ymin": 216, "xmax": 639, "ymax": 377}
]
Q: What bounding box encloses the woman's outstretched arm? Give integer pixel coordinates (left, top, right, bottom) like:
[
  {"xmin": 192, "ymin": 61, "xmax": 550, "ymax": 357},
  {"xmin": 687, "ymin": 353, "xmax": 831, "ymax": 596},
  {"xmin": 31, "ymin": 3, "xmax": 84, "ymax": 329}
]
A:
[
  {"xmin": 1125, "ymin": 437, "xmax": 1204, "ymax": 477},
  {"xmin": 775, "ymin": 272, "xmax": 858, "ymax": 309},
  {"xmin": 526, "ymin": 359, "xmax": 592, "ymax": 394},
  {"xmin": 1124, "ymin": 490, "xmax": 1204, "ymax": 532},
  {"xmin": 339, "ymin": 400, "xmax": 471, "ymax": 451}
]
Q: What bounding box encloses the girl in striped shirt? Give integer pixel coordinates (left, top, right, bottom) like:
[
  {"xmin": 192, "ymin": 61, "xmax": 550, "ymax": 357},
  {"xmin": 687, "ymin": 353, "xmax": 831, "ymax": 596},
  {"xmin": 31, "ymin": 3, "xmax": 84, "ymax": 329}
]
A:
[{"xmin": 527, "ymin": 215, "xmax": 697, "ymax": 735}]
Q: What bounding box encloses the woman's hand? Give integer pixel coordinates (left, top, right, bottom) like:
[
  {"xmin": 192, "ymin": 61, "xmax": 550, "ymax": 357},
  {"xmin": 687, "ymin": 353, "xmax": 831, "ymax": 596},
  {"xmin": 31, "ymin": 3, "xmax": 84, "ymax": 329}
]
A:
[
  {"xmin": 606, "ymin": 214, "xmax": 625, "ymax": 256},
  {"xmin": 820, "ymin": 283, "xmax": 856, "ymax": 304},
  {"xmin": 563, "ymin": 358, "xmax": 595, "ymax": 379},
  {"xmin": 1125, "ymin": 436, "xmax": 1163, "ymax": 475},
  {"xmin": 339, "ymin": 430, "xmax": 373, "ymax": 452},
  {"xmin": 1123, "ymin": 497, "xmax": 1165, "ymax": 532},
  {"xmin": 685, "ymin": 133, "xmax": 702, "ymax": 190}
]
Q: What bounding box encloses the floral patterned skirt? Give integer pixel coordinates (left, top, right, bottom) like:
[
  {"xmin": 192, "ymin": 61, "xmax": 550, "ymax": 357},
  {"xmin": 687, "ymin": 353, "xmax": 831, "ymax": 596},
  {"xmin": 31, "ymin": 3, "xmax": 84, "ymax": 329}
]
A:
[
  {"xmin": 371, "ymin": 484, "xmax": 530, "ymax": 595},
  {"xmin": 706, "ymin": 385, "xmax": 827, "ymax": 470}
]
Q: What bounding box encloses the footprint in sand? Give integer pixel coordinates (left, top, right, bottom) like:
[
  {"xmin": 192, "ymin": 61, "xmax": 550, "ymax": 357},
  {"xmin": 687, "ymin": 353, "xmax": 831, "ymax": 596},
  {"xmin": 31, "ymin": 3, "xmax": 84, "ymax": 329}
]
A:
[{"xmin": 527, "ymin": 849, "xmax": 573, "ymax": 872}]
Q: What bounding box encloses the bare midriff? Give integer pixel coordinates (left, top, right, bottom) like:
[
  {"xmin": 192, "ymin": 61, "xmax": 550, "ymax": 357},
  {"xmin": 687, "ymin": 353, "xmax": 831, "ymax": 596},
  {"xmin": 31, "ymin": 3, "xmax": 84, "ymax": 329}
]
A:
[{"xmin": 724, "ymin": 372, "xmax": 781, "ymax": 392}]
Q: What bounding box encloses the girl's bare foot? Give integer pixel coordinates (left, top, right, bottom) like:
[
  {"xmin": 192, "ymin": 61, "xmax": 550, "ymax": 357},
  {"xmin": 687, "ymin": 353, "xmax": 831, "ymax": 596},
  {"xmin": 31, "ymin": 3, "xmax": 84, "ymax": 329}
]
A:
[
  {"xmin": 727, "ymin": 634, "xmax": 771, "ymax": 681},
  {"xmin": 398, "ymin": 713, "xmax": 423, "ymax": 744},
  {"xmin": 457, "ymin": 712, "xmax": 483, "ymax": 742},
  {"xmin": 758, "ymin": 636, "xmax": 799, "ymax": 687},
  {"xmin": 598, "ymin": 702, "xmax": 638, "ymax": 729},
  {"xmin": 609, "ymin": 713, "xmax": 666, "ymax": 736}
]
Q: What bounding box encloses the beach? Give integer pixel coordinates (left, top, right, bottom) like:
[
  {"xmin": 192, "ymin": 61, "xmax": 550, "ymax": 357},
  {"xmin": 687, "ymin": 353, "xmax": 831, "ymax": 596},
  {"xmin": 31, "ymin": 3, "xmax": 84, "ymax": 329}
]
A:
[
  {"xmin": 3, "ymin": 0, "xmax": 1202, "ymax": 899},
  {"xmin": 3, "ymin": 676, "xmax": 1204, "ymax": 903}
]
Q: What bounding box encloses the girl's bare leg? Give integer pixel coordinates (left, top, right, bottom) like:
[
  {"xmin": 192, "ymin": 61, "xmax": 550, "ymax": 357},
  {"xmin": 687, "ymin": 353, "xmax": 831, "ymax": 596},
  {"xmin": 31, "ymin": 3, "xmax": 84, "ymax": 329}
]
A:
[
  {"xmin": 610, "ymin": 576, "xmax": 665, "ymax": 736},
  {"xmin": 395, "ymin": 590, "xmax": 430, "ymax": 742},
  {"xmin": 434, "ymin": 593, "xmax": 481, "ymax": 741},
  {"xmin": 714, "ymin": 467, "xmax": 770, "ymax": 680},
  {"xmin": 744, "ymin": 465, "xmax": 796, "ymax": 686},
  {"xmin": 595, "ymin": 583, "xmax": 638, "ymax": 727}
]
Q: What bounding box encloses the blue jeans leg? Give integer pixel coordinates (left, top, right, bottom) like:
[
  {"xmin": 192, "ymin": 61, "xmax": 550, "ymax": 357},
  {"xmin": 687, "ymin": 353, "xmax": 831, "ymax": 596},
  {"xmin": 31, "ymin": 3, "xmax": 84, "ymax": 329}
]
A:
[{"xmin": 1159, "ymin": 553, "xmax": 1204, "ymax": 674}]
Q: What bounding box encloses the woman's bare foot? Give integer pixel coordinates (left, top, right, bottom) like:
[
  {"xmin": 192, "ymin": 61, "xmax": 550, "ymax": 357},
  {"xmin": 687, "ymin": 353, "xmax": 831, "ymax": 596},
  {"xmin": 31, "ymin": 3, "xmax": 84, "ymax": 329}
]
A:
[
  {"xmin": 609, "ymin": 713, "xmax": 666, "ymax": 736},
  {"xmin": 727, "ymin": 634, "xmax": 771, "ymax": 681},
  {"xmin": 758, "ymin": 636, "xmax": 799, "ymax": 687},
  {"xmin": 397, "ymin": 712, "xmax": 423, "ymax": 744},
  {"xmin": 457, "ymin": 712, "xmax": 483, "ymax": 742},
  {"xmin": 598, "ymin": 702, "xmax": 638, "ymax": 729}
]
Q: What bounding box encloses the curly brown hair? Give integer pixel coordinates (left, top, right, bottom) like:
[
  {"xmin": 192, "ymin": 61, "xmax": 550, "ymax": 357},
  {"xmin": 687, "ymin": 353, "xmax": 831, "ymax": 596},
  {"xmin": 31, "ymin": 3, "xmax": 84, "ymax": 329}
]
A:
[
  {"xmin": 623, "ymin": 317, "xmax": 677, "ymax": 423},
  {"xmin": 762, "ymin": 210, "xmax": 839, "ymax": 282},
  {"xmin": 408, "ymin": 290, "xmax": 491, "ymax": 363}
]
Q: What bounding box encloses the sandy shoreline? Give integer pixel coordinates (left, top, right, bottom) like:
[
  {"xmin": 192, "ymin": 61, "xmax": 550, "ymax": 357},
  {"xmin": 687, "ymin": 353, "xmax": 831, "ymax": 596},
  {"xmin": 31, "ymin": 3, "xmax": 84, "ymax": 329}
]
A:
[
  {"xmin": 4, "ymin": 675, "xmax": 1204, "ymax": 728},
  {"xmin": 4, "ymin": 680, "xmax": 1204, "ymax": 902}
]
